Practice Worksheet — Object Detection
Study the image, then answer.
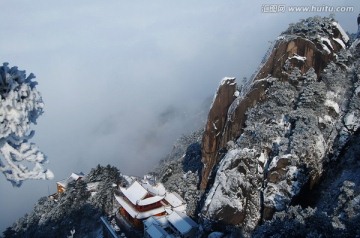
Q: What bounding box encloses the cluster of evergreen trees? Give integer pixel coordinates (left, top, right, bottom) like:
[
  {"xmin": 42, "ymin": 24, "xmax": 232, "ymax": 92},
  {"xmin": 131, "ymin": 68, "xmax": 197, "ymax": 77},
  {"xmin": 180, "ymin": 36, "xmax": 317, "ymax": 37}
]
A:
[{"xmin": 3, "ymin": 165, "xmax": 122, "ymax": 238}]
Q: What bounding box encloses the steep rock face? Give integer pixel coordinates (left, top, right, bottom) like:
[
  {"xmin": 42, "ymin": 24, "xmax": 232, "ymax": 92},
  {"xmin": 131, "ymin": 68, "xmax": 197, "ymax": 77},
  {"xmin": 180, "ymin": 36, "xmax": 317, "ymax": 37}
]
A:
[
  {"xmin": 200, "ymin": 78, "xmax": 237, "ymax": 190},
  {"xmin": 201, "ymin": 16, "xmax": 358, "ymax": 235},
  {"xmin": 199, "ymin": 17, "xmax": 349, "ymax": 191}
]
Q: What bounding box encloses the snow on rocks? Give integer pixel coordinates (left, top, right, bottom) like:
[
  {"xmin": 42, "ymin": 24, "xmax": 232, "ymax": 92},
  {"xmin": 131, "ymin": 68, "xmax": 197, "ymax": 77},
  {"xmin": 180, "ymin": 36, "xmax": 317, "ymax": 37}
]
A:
[
  {"xmin": 289, "ymin": 53, "xmax": 307, "ymax": 61},
  {"xmin": 321, "ymin": 37, "xmax": 334, "ymax": 50},
  {"xmin": 325, "ymin": 99, "xmax": 340, "ymax": 114},
  {"xmin": 344, "ymin": 111, "xmax": 359, "ymax": 131},
  {"xmin": 234, "ymin": 90, "xmax": 240, "ymax": 97},
  {"xmin": 203, "ymin": 147, "xmax": 262, "ymax": 232},
  {"xmin": 315, "ymin": 134, "xmax": 326, "ymax": 159},
  {"xmin": 333, "ymin": 38, "xmax": 346, "ymax": 49},
  {"xmin": 220, "ymin": 77, "xmax": 236, "ymax": 85},
  {"xmin": 264, "ymin": 154, "xmax": 302, "ymax": 212},
  {"xmin": 319, "ymin": 115, "xmax": 333, "ymax": 124},
  {"xmin": 321, "ymin": 43, "xmax": 332, "ymax": 54},
  {"xmin": 332, "ymin": 21, "xmax": 350, "ymax": 44},
  {"xmin": 209, "ymin": 78, "xmax": 236, "ymax": 109},
  {"xmin": 257, "ymin": 152, "xmax": 267, "ymax": 164},
  {"xmin": 325, "ymin": 91, "xmax": 340, "ymax": 114}
]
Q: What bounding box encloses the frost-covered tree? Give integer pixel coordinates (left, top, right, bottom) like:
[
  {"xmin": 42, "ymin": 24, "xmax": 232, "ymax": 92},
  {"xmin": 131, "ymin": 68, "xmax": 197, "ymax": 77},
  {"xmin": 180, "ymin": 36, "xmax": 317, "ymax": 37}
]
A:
[
  {"xmin": 0, "ymin": 63, "xmax": 53, "ymax": 186},
  {"xmin": 87, "ymin": 164, "xmax": 122, "ymax": 214}
]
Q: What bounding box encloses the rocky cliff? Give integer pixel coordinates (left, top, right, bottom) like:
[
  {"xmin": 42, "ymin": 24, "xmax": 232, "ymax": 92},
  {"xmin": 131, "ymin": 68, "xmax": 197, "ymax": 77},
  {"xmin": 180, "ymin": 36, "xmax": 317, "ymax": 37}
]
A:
[
  {"xmin": 200, "ymin": 16, "xmax": 360, "ymax": 236},
  {"xmin": 200, "ymin": 77, "xmax": 237, "ymax": 190},
  {"xmin": 200, "ymin": 17, "xmax": 351, "ymax": 191}
]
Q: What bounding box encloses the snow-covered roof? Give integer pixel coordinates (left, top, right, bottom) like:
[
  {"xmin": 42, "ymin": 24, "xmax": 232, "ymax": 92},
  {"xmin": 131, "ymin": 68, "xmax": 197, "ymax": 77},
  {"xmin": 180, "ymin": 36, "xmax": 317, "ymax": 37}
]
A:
[
  {"xmin": 114, "ymin": 195, "xmax": 166, "ymax": 219},
  {"xmin": 145, "ymin": 224, "xmax": 168, "ymax": 238},
  {"xmin": 165, "ymin": 192, "xmax": 185, "ymax": 208},
  {"xmin": 144, "ymin": 216, "xmax": 177, "ymax": 238},
  {"xmin": 70, "ymin": 172, "xmax": 84, "ymax": 180},
  {"xmin": 120, "ymin": 181, "xmax": 148, "ymax": 205},
  {"xmin": 167, "ymin": 211, "xmax": 197, "ymax": 235},
  {"xmin": 120, "ymin": 180, "xmax": 167, "ymax": 206},
  {"xmin": 137, "ymin": 195, "xmax": 165, "ymax": 206},
  {"xmin": 154, "ymin": 216, "xmax": 170, "ymax": 228},
  {"xmin": 122, "ymin": 174, "xmax": 135, "ymax": 184},
  {"xmin": 56, "ymin": 172, "xmax": 84, "ymax": 188},
  {"xmin": 172, "ymin": 204, "xmax": 187, "ymax": 213},
  {"xmin": 144, "ymin": 216, "xmax": 160, "ymax": 229},
  {"xmin": 142, "ymin": 181, "xmax": 166, "ymax": 196},
  {"xmin": 144, "ymin": 215, "xmax": 171, "ymax": 229}
]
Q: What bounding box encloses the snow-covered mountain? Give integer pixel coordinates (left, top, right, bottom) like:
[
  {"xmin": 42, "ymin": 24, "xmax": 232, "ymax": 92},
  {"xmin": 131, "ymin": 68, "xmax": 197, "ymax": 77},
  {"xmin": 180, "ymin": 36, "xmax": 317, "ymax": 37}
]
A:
[
  {"xmin": 199, "ymin": 16, "xmax": 360, "ymax": 236},
  {"xmin": 4, "ymin": 16, "xmax": 360, "ymax": 237}
]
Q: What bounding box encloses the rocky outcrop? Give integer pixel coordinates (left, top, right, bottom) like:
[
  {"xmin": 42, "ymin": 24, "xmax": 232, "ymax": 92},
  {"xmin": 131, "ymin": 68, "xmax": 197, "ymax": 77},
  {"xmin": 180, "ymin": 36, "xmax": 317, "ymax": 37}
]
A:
[
  {"xmin": 201, "ymin": 16, "xmax": 359, "ymax": 236},
  {"xmin": 200, "ymin": 78, "xmax": 237, "ymax": 190},
  {"xmin": 199, "ymin": 17, "xmax": 350, "ymax": 191},
  {"xmin": 254, "ymin": 21, "xmax": 347, "ymax": 80}
]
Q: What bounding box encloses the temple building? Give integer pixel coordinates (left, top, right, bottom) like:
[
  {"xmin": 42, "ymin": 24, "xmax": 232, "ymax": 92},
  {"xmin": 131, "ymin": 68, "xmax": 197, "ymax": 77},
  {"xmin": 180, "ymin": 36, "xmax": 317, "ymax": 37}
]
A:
[
  {"xmin": 56, "ymin": 172, "xmax": 85, "ymax": 193},
  {"xmin": 114, "ymin": 178, "xmax": 194, "ymax": 233},
  {"xmin": 55, "ymin": 172, "xmax": 98, "ymax": 197}
]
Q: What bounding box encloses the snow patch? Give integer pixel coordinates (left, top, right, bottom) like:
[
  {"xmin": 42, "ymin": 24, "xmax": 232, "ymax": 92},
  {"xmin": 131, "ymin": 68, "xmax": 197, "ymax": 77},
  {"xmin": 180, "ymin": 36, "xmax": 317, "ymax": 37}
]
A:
[
  {"xmin": 333, "ymin": 38, "xmax": 346, "ymax": 49},
  {"xmin": 324, "ymin": 115, "xmax": 332, "ymax": 122},
  {"xmin": 289, "ymin": 53, "xmax": 306, "ymax": 61},
  {"xmin": 234, "ymin": 90, "xmax": 240, "ymax": 97},
  {"xmin": 325, "ymin": 99, "xmax": 340, "ymax": 114},
  {"xmin": 268, "ymin": 154, "xmax": 292, "ymax": 171},
  {"xmin": 319, "ymin": 115, "xmax": 333, "ymax": 124},
  {"xmin": 273, "ymin": 137, "xmax": 281, "ymax": 145},
  {"xmin": 344, "ymin": 112, "xmax": 359, "ymax": 131},
  {"xmin": 212, "ymin": 121, "xmax": 218, "ymax": 130},
  {"xmin": 345, "ymin": 112, "xmax": 355, "ymax": 126},
  {"xmin": 315, "ymin": 134, "xmax": 326, "ymax": 158},
  {"xmin": 257, "ymin": 152, "xmax": 266, "ymax": 164},
  {"xmin": 209, "ymin": 77, "xmax": 236, "ymax": 109},
  {"xmin": 325, "ymin": 91, "xmax": 340, "ymax": 114},
  {"xmin": 220, "ymin": 77, "xmax": 235, "ymax": 85},
  {"xmin": 332, "ymin": 22, "xmax": 350, "ymax": 43},
  {"xmin": 326, "ymin": 91, "xmax": 337, "ymax": 99},
  {"xmin": 321, "ymin": 37, "xmax": 334, "ymax": 50},
  {"xmin": 321, "ymin": 43, "xmax": 332, "ymax": 54}
]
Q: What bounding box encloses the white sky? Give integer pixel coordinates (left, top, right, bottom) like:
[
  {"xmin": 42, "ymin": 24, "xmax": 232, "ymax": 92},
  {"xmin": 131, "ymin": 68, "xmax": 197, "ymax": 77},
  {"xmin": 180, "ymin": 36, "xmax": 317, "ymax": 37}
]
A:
[{"xmin": 0, "ymin": 0, "xmax": 358, "ymax": 232}]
